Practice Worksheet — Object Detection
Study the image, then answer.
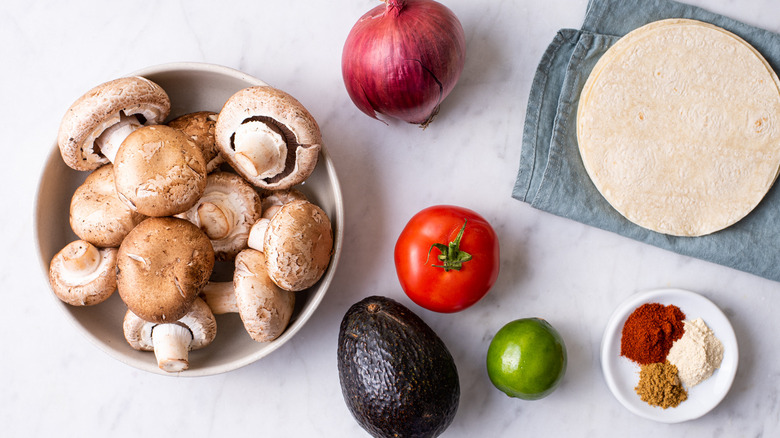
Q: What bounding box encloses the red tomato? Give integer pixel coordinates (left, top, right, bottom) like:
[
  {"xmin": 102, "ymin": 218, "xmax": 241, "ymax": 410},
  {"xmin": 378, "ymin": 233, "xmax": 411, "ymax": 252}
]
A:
[{"xmin": 394, "ymin": 205, "xmax": 500, "ymax": 313}]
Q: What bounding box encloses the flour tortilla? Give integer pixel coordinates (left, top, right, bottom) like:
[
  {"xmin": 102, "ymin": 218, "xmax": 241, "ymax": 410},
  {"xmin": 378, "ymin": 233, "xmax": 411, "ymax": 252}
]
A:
[{"xmin": 577, "ymin": 19, "xmax": 780, "ymax": 236}]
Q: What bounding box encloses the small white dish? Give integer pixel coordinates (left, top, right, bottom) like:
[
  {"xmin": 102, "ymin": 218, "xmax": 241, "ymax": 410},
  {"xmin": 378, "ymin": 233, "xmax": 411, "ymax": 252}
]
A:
[
  {"xmin": 35, "ymin": 62, "xmax": 344, "ymax": 376},
  {"xmin": 600, "ymin": 288, "xmax": 738, "ymax": 423}
]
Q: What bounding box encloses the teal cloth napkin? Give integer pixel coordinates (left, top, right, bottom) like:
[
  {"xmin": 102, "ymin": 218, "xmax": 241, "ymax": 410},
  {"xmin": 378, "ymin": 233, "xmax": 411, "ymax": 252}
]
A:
[{"xmin": 512, "ymin": 0, "xmax": 780, "ymax": 282}]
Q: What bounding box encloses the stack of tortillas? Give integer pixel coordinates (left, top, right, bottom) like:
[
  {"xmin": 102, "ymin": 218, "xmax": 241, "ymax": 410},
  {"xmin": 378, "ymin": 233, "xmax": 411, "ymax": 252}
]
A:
[{"xmin": 577, "ymin": 19, "xmax": 780, "ymax": 236}]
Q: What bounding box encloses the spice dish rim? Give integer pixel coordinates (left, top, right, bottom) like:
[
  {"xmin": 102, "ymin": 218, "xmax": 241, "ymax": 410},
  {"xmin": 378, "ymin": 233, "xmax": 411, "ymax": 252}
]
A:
[{"xmin": 600, "ymin": 287, "xmax": 738, "ymax": 423}]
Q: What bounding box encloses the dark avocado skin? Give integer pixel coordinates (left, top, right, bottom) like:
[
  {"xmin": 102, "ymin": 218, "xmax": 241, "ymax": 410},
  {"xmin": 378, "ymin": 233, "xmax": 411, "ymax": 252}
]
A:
[{"xmin": 337, "ymin": 296, "xmax": 460, "ymax": 438}]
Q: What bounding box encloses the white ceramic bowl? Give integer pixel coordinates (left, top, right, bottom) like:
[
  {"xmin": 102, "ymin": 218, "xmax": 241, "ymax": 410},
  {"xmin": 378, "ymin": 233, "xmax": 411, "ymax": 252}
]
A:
[
  {"xmin": 600, "ymin": 288, "xmax": 738, "ymax": 423},
  {"xmin": 35, "ymin": 62, "xmax": 344, "ymax": 376}
]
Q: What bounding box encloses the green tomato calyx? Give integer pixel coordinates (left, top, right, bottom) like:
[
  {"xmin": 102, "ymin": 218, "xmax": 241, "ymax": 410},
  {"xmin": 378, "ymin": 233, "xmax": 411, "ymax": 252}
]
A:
[{"xmin": 427, "ymin": 220, "xmax": 472, "ymax": 272}]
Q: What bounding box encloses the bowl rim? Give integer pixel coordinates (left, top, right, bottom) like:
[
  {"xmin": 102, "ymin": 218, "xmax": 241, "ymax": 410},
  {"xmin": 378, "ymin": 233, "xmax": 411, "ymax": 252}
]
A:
[{"xmin": 34, "ymin": 61, "xmax": 345, "ymax": 376}]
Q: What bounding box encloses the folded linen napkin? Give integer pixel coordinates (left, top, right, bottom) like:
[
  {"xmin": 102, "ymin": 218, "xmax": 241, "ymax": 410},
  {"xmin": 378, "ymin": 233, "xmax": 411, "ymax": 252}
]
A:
[{"xmin": 512, "ymin": 0, "xmax": 780, "ymax": 282}]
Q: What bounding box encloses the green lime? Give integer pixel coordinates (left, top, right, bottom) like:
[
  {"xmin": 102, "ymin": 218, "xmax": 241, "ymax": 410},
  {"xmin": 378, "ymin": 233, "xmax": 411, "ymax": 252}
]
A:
[{"xmin": 486, "ymin": 318, "xmax": 567, "ymax": 400}]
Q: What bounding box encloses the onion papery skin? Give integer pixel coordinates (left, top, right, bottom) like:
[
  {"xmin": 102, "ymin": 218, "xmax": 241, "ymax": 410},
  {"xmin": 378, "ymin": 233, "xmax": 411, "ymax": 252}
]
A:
[{"xmin": 342, "ymin": 0, "xmax": 466, "ymax": 126}]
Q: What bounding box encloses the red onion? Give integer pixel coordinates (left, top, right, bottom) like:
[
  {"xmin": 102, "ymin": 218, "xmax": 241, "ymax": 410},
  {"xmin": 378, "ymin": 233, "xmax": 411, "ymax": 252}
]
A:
[{"xmin": 342, "ymin": 0, "xmax": 466, "ymax": 127}]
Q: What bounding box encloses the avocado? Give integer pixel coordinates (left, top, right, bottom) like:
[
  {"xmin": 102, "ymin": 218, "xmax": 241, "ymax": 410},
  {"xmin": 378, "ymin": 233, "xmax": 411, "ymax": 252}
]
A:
[{"xmin": 337, "ymin": 296, "xmax": 459, "ymax": 438}]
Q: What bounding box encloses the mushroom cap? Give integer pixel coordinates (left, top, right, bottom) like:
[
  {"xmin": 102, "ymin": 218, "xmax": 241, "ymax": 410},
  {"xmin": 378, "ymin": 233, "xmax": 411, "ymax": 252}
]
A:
[
  {"xmin": 176, "ymin": 171, "xmax": 262, "ymax": 261},
  {"xmin": 215, "ymin": 86, "xmax": 321, "ymax": 190},
  {"xmin": 49, "ymin": 240, "xmax": 117, "ymax": 306},
  {"xmin": 117, "ymin": 217, "xmax": 215, "ymax": 323},
  {"xmin": 246, "ymin": 188, "xmax": 308, "ymax": 250},
  {"xmin": 167, "ymin": 111, "xmax": 224, "ymax": 172},
  {"xmin": 123, "ymin": 297, "xmax": 217, "ymax": 351},
  {"xmin": 233, "ymin": 249, "xmax": 295, "ymax": 342},
  {"xmin": 264, "ymin": 200, "xmax": 333, "ymax": 291},
  {"xmin": 70, "ymin": 164, "xmax": 146, "ymax": 247},
  {"xmin": 114, "ymin": 125, "xmax": 208, "ymax": 217},
  {"xmin": 261, "ymin": 188, "xmax": 308, "ymax": 220},
  {"xmin": 57, "ymin": 76, "xmax": 170, "ymax": 171}
]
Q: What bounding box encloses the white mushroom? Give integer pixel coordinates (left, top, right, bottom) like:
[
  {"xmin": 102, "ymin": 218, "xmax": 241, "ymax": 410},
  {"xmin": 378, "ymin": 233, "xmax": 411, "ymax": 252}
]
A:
[
  {"xmin": 176, "ymin": 172, "xmax": 262, "ymax": 261},
  {"xmin": 113, "ymin": 125, "xmax": 208, "ymax": 217},
  {"xmin": 57, "ymin": 76, "xmax": 170, "ymax": 171},
  {"xmin": 247, "ymin": 200, "xmax": 333, "ymax": 291},
  {"xmin": 117, "ymin": 217, "xmax": 215, "ymax": 324},
  {"xmin": 123, "ymin": 297, "xmax": 216, "ymax": 373},
  {"xmin": 200, "ymin": 249, "xmax": 294, "ymax": 342},
  {"xmin": 49, "ymin": 240, "xmax": 117, "ymax": 306},
  {"xmin": 215, "ymin": 86, "xmax": 321, "ymax": 190},
  {"xmin": 69, "ymin": 164, "xmax": 146, "ymax": 247},
  {"xmin": 168, "ymin": 111, "xmax": 224, "ymax": 172}
]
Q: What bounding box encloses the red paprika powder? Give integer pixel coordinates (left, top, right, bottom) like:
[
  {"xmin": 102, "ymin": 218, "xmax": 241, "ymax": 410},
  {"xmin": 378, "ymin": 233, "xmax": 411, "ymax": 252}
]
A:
[{"xmin": 620, "ymin": 303, "xmax": 685, "ymax": 365}]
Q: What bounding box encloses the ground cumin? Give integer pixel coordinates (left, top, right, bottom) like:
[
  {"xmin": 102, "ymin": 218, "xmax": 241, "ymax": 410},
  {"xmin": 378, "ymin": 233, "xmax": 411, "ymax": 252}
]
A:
[
  {"xmin": 635, "ymin": 361, "xmax": 688, "ymax": 409},
  {"xmin": 621, "ymin": 303, "xmax": 686, "ymax": 364}
]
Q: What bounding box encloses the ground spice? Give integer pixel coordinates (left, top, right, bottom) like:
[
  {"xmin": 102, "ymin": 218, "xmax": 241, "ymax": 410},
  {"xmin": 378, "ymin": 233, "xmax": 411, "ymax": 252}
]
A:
[
  {"xmin": 667, "ymin": 318, "xmax": 724, "ymax": 388},
  {"xmin": 635, "ymin": 361, "xmax": 688, "ymax": 409},
  {"xmin": 620, "ymin": 303, "xmax": 686, "ymax": 364}
]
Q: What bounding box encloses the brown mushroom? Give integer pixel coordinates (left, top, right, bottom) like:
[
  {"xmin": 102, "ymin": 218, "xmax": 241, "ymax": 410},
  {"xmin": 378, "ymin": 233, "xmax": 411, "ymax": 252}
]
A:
[
  {"xmin": 200, "ymin": 249, "xmax": 294, "ymax": 342},
  {"xmin": 260, "ymin": 188, "xmax": 308, "ymax": 220},
  {"xmin": 176, "ymin": 172, "xmax": 262, "ymax": 260},
  {"xmin": 69, "ymin": 164, "xmax": 146, "ymax": 247},
  {"xmin": 167, "ymin": 111, "xmax": 224, "ymax": 172},
  {"xmin": 57, "ymin": 76, "xmax": 170, "ymax": 171},
  {"xmin": 117, "ymin": 217, "xmax": 215, "ymax": 323},
  {"xmin": 113, "ymin": 125, "xmax": 207, "ymax": 217},
  {"xmin": 247, "ymin": 200, "xmax": 333, "ymax": 291},
  {"xmin": 123, "ymin": 297, "xmax": 216, "ymax": 372},
  {"xmin": 247, "ymin": 189, "xmax": 308, "ymax": 250},
  {"xmin": 215, "ymin": 86, "xmax": 321, "ymax": 190},
  {"xmin": 49, "ymin": 240, "xmax": 117, "ymax": 306}
]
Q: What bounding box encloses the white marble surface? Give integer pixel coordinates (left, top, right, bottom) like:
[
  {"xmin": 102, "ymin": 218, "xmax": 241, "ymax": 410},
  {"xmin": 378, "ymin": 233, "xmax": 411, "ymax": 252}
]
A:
[{"xmin": 3, "ymin": 0, "xmax": 779, "ymax": 436}]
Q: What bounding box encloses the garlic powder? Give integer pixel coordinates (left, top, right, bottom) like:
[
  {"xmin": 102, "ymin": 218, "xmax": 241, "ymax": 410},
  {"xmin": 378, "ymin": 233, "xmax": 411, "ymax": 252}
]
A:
[{"xmin": 667, "ymin": 318, "xmax": 724, "ymax": 388}]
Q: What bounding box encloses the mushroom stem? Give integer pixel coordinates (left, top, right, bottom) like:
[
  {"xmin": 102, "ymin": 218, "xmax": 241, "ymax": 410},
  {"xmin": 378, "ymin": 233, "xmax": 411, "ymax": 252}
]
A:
[
  {"xmin": 152, "ymin": 323, "xmax": 194, "ymax": 372},
  {"xmin": 95, "ymin": 112, "xmax": 143, "ymax": 162},
  {"xmin": 233, "ymin": 121, "xmax": 287, "ymax": 179},
  {"xmin": 61, "ymin": 240, "xmax": 102, "ymax": 276},
  {"xmin": 197, "ymin": 201, "xmax": 234, "ymax": 240},
  {"xmin": 200, "ymin": 281, "xmax": 238, "ymax": 314},
  {"xmin": 247, "ymin": 218, "xmax": 270, "ymax": 252}
]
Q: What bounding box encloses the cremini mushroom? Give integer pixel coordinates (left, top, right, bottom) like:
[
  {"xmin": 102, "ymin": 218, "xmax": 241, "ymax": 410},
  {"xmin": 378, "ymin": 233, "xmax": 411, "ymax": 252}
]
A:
[
  {"xmin": 215, "ymin": 86, "xmax": 321, "ymax": 190},
  {"xmin": 167, "ymin": 111, "xmax": 224, "ymax": 172},
  {"xmin": 247, "ymin": 200, "xmax": 333, "ymax": 291},
  {"xmin": 176, "ymin": 171, "xmax": 262, "ymax": 261},
  {"xmin": 260, "ymin": 188, "xmax": 308, "ymax": 220},
  {"xmin": 70, "ymin": 164, "xmax": 146, "ymax": 247},
  {"xmin": 57, "ymin": 76, "xmax": 170, "ymax": 171},
  {"xmin": 200, "ymin": 249, "xmax": 294, "ymax": 342},
  {"xmin": 49, "ymin": 240, "xmax": 117, "ymax": 306},
  {"xmin": 117, "ymin": 217, "xmax": 215, "ymax": 323},
  {"xmin": 123, "ymin": 297, "xmax": 216, "ymax": 372},
  {"xmin": 247, "ymin": 189, "xmax": 308, "ymax": 250},
  {"xmin": 113, "ymin": 125, "xmax": 208, "ymax": 217}
]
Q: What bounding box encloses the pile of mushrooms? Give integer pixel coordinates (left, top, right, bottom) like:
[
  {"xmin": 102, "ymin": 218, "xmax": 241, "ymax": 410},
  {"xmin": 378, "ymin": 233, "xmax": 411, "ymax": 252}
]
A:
[{"xmin": 49, "ymin": 76, "xmax": 334, "ymax": 373}]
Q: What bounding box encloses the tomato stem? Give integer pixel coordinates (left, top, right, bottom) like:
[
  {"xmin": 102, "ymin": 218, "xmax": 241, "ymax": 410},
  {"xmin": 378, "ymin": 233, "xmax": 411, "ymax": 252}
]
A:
[{"xmin": 427, "ymin": 220, "xmax": 472, "ymax": 271}]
